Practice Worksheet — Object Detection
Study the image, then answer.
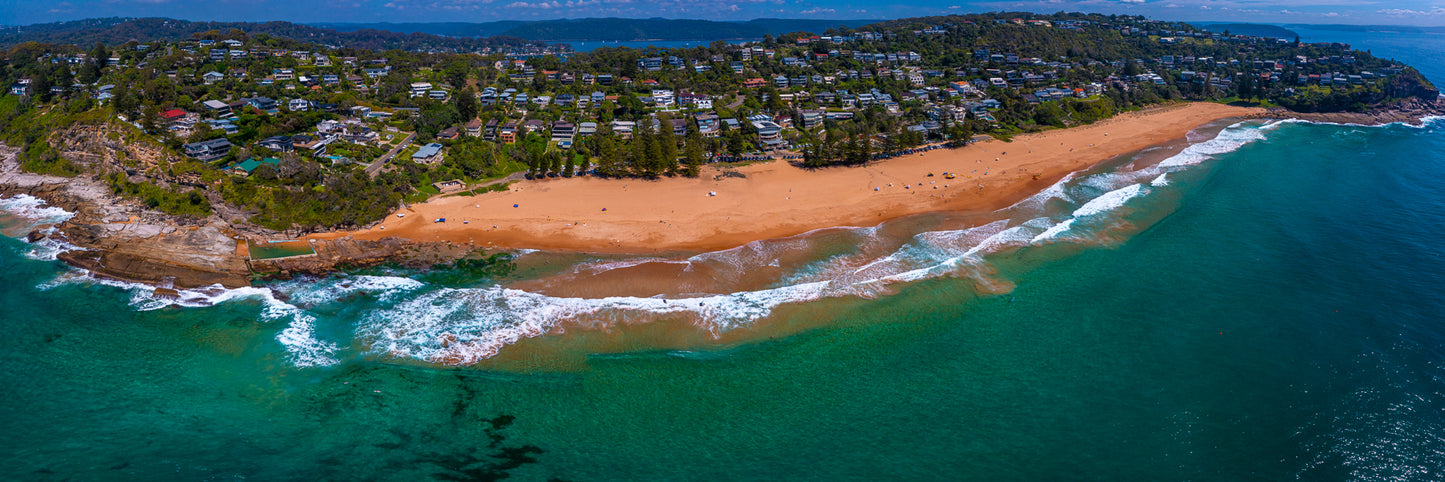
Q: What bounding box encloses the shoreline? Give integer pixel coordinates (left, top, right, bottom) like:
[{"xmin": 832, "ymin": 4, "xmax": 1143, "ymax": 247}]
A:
[
  {"xmin": 314, "ymin": 102, "xmax": 1268, "ymax": 254},
  {"xmin": 9, "ymin": 99, "xmax": 1445, "ymax": 288}
]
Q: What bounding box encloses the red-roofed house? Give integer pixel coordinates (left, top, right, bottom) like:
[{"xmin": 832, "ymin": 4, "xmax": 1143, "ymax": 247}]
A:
[{"xmin": 160, "ymin": 109, "xmax": 195, "ymax": 130}]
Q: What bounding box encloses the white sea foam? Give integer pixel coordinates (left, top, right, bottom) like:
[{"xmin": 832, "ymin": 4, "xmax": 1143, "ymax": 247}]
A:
[
  {"xmin": 0, "ymin": 194, "xmax": 76, "ymax": 226},
  {"xmin": 357, "ymin": 281, "xmax": 833, "ymax": 364},
  {"xmin": 1074, "ymin": 183, "xmax": 1147, "ymax": 218},
  {"xmin": 1156, "ymin": 122, "xmax": 1268, "ymax": 168},
  {"xmin": 81, "ymin": 118, "xmax": 1287, "ymax": 366},
  {"xmin": 277, "ymin": 274, "xmax": 426, "ymax": 307}
]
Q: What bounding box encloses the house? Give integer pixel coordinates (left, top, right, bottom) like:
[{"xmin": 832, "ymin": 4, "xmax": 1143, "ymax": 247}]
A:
[
  {"xmin": 800, "ymin": 110, "xmax": 824, "ymax": 129},
  {"xmin": 412, "ymin": 143, "xmax": 444, "ymax": 164},
  {"xmin": 465, "ymin": 118, "xmax": 483, "ymax": 137},
  {"xmin": 291, "ymin": 134, "xmax": 331, "ymax": 155},
  {"xmin": 743, "ymin": 78, "xmax": 767, "ymax": 89},
  {"xmin": 522, "ymin": 119, "xmax": 546, "ymax": 135},
  {"xmin": 668, "ymin": 118, "xmax": 687, "ymax": 136},
  {"xmin": 204, "ymin": 119, "xmax": 238, "ymax": 134},
  {"xmin": 202, "ymin": 71, "xmax": 225, "ymax": 84},
  {"xmin": 499, "ymin": 122, "xmax": 518, "ymax": 143},
  {"xmin": 483, "ymin": 119, "xmax": 498, "ymax": 140},
  {"xmin": 695, "ymin": 113, "xmax": 720, "ymax": 137},
  {"xmin": 578, "ymin": 122, "xmax": 597, "ymax": 136},
  {"xmin": 551, "ymin": 121, "xmax": 575, "ymax": 147},
  {"xmin": 438, "ymin": 126, "xmax": 460, "ymax": 140},
  {"xmin": 429, "ymin": 90, "xmax": 448, "ymax": 100},
  {"xmin": 247, "ymin": 97, "xmax": 277, "ymax": 112},
  {"xmin": 229, "ymin": 157, "xmax": 280, "ymax": 175},
  {"xmin": 432, "ymin": 180, "xmax": 466, "ymax": 194},
  {"xmin": 183, "ymin": 138, "xmax": 232, "ymax": 161},
  {"xmin": 410, "ymin": 82, "xmax": 433, "ymax": 97},
  {"xmin": 287, "ymin": 99, "xmax": 310, "ymax": 112},
  {"xmin": 159, "ymin": 109, "xmax": 188, "ymax": 124},
  {"xmin": 638, "ymin": 57, "xmax": 663, "ymax": 71},
  {"xmin": 751, "ymin": 120, "xmax": 784, "ymax": 151},
  {"xmin": 610, "ymin": 120, "xmax": 636, "ymax": 139}
]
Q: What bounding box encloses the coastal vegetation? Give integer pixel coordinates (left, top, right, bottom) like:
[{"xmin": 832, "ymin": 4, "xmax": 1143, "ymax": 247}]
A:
[{"xmin": 1, "ymin": 11, "xmax": 1436, "ymax": 232}]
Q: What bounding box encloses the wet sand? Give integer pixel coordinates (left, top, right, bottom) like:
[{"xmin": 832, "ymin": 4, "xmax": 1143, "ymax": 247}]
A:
[{"xmin": 315, "ymin": 102, "xmax": 1264, "ymax": 254}]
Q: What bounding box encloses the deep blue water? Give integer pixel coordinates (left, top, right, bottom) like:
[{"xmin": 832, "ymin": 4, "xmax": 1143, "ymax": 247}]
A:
[{"xmin": 1, "ymin": 29, "xmax": 1444, "ymax": 481}]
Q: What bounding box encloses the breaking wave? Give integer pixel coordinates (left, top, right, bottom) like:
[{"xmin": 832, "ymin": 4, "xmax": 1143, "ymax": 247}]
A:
[{"xmin": 13, "ymin": 120, "xmax": 1285, "ymax": 366}]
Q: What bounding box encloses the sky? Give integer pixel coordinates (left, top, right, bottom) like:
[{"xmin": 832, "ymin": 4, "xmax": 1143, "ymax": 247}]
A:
[{"xmin": 2, "ymin": 0, "xmax": 1444, "ymax": 27}]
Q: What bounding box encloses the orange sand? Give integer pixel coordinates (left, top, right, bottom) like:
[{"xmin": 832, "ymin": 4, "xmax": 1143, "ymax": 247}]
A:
[{"xmin": 314, "ymin": 102, "xmax": 1263, "ymax": 254}]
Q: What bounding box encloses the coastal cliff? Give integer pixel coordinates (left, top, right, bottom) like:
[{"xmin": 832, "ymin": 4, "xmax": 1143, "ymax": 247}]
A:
[{"xmin": 1, "ymin": 146, "xmax": 472, "ymax": 289}]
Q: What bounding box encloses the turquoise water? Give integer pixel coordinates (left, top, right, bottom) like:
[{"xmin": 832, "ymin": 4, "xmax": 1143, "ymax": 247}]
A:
[
  {"xmin": 5, "ymin": 34, "xmax": 1445, "ymax": 479},
  {"xmin": 248, "ymin": 240, "xmax": 317, "ymax": 260}
]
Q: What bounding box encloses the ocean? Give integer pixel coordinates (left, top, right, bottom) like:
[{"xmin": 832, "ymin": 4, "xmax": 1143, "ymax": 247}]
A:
[{"xmin": 3, "ymin": 31, "xmax": 1445, "ymax": 480}]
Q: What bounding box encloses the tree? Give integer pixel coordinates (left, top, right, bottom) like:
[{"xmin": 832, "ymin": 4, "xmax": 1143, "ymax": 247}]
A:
[
  {"xmin": 682, "ymin": 125, "xmax": 704, "ymax": 177},
  {"xmin": 455, "ymin": 88, "xmax": 477, "ymax": 122},
  {"xmin": 90, "ymin": 43, "xmax": 109, "ymax": 69}
]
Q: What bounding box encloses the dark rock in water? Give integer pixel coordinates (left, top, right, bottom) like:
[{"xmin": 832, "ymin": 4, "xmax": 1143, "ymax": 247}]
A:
[
  {"xmin": 25, "ymin": 230, "xmax": 45, "ymax": 243},
  {"xmin": 153, "ymin": 287, "xmax": 180, "ymax": 300}
]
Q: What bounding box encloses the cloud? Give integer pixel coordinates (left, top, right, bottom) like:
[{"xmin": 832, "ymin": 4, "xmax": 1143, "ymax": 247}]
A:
[
  {"xmin": 1199, "ymin": 5, "xmax": 1209, "ymax": 10},
  {"xmin": 506, "ymin": 0, "xmax": 560, "ymax": 7},
  {"xmin": 1377, "ymin": 7, "xmax": 1445, "ymax": 16},
  {"xmin": 800, "ymin": 7, "xmax": 834, "ymax": 14},
  {"xmin": 1118, "ymin": 0, "xmax": 1145, "ymax": 3}
]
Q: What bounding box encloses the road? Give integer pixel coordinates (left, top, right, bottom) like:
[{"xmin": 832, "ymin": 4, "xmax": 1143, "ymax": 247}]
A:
[{"xmin": 365, "ymin": 132, "xmax": 415, "ymax": 178}]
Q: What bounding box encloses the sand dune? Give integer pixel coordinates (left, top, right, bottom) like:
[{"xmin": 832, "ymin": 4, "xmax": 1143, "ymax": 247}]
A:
[{"xmin": 314, "ymin": 102, "xmax": 1263, "ymax": 254}]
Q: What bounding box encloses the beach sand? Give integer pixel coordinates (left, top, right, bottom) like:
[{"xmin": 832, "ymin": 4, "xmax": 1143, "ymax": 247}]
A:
[{"xmin": 314, "ymin": 102, "xmax": 1264, "ymax": 254}]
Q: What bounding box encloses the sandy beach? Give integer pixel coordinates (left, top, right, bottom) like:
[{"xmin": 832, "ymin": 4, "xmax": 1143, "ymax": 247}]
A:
[{"xmin": 315, "ymin": 102, "xmax": 1264, "ymax": 253}]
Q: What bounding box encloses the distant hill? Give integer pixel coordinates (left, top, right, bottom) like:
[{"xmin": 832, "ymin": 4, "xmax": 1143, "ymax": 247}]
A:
[
  {"xmin": 320, "ymin": 17, "xmax": 880, "ymax": 41},
  {"xmin": 317, "ymin": 21, "xmax": 527, "ymax": 38},
  {"xmin": 0, "ymin": 17, "xmax": 544, "ymax": 51},
  {"xmin": 1281, "ymin": 24, "xmax": 1445, "ymax": 34},
  {"xmin": 1193, "ymin": 23, "xmax": 1299, "ymax": 40}
]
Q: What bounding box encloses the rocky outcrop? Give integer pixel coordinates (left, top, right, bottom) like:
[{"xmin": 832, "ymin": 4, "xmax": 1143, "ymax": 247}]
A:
[
  {"xmin": 252, "ymin": 236, "xmax": 478, "ymax": 280},
  {"xmin": 1, "ymin": 147, "xmax": 251, "ymax": 288},
  {"xmin": 1266, "ymin": 97, "xmax": 1445, "ymax": 126}
]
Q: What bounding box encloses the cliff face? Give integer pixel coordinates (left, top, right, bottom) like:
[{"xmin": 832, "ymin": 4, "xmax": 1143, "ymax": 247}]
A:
[
  {"xmin": 1, "ymin": 179, "xmax": 253, "ymax": 289},
  {"xmin": 1386, "ymin": 68, "xmax": 1440, "ymax": 101}
]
